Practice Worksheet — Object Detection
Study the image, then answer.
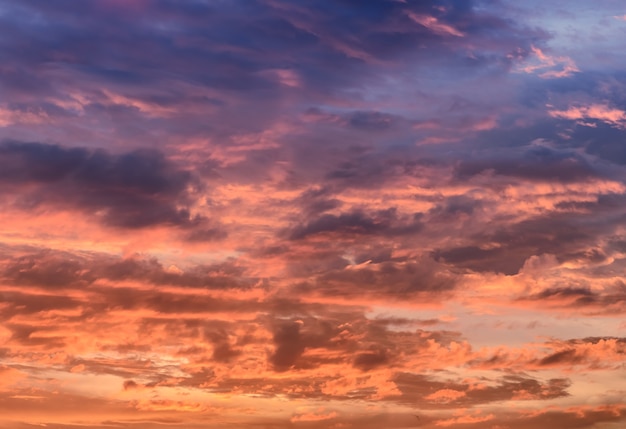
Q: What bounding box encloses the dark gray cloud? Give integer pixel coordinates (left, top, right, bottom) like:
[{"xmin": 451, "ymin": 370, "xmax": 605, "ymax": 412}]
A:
[
  {"xmin": 295, "ymin": 257, "xmax": 458, "ymax": 299},
  {"xmin": 290, "ymin": 210, "xmax": 389, "ymax": 240},
  {"xmin": 516, "ymin": 287, "xmax": 626, "ymax": 313},
  {"xmin": 0, "ymin": 0, "xmax": 545, "ymax": 117},
  {"xmin": 0, "ymin": 248, "xmax": 252, "ymax": 290},
  {"xmin": 289, "ymin": 209, "xmax": 422, "ymax": 240},
  {"xmin": 393, "ymin": 373, "xmax": 570, "ymax": 408},
  {"xmin": 433, "ymin": 211, "xmax": 602, "ymax": 274},
  {"xmin": 455, "ymin": 144, "xmax": 597, "ymax": 182},
  {"xmin": 0, "ymin": 140, "xmax": 208, "ymax": 229},
  {"xmin": 538, "ymin": 349, "xmax": 582, "ymax": 366},
  {"xmin": 269, "ymin": 321, "xmax": 307, "ymax": 372},
  {"xmin": 354, "ymin": 347, "xmax": 390, "ymax": 371}
]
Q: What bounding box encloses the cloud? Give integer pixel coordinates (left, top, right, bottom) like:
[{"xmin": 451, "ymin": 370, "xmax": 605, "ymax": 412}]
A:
[
  {"xmin": 0, "ymin": 140, "xmax": 208, "ymax": 230},
  {"xmin": 0, "ymin": 1, "xmax": 626, "ymax": 428},
  {"xmin": 517, "ymin": 45, "xmax": 579, "ymax": 78},
  {"xmin": 290, "ymin": 408, "xmax": 338, "ymax": 422},
  {"xmin": 406, "ymin": 12, "xmax": 465, "ymax": 37},
  {"xmin": 538, "ymin": 349, "xmax": 582, "ymax": 366},
  {"xmin": 436, "ymin": 411, "xmax": 494, "ymax": 427},
  {"xmin": 297, "ymin": 257, "xmax": 458, "ymax": 301},
  {"xmin": 394, "ymin": 372, "xmax": 571, "ymax": 408},
  {"xmin": 0, "ymin": 248, "xmax": 251, "ymax": 290},
  {"xmin": 516, "ymin": 286, "xmax": 626, "ymax": 314},
  {"xmin": 288, "ymin": 209, "xmax": 422, "ymax": 240},
  {"xmin": 425, "ymin": 388, "xmax": 467, "ymax": 402},
  {"xmin": 549, "ymin": 104, "xmax": 626, "ymax": 128},
  {"xmin": 353, "ymin": 347, "xmax": 389, "ymax": 371},
  {"xmin": 455, "ymin": 144, "xmax": 596, "ymax": 182},
  {"xmin": 270, "ymin": 321, "xmax": 307, "ymax": 372}
]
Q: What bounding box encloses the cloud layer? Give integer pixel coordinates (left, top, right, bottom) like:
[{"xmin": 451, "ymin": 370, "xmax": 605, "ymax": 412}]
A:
[{"xmin": 1, "ymin": 0, "xmax": 625, "ymax": 428}]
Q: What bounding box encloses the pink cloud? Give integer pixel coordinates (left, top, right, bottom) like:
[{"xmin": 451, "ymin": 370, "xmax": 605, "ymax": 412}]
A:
[
  {"xmin": 517, "ymin": 45, "xmax": 579, "ymax": 78},
  {"xmin": 406, "ymin": 12, "xmax": 465, "ymax": 37},
  {"xmin": 549, "ymin": 103, "xmax": 626, "ymax": 128}
]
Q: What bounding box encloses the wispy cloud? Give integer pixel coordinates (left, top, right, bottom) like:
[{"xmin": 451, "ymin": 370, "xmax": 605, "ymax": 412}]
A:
[
  {"xmin": 517, "ymin": 45, "xmax": 579, "ymax": 78},
  {"xmin": 406, "ymin": 12, "xmax": 465, "ymax": 37}
]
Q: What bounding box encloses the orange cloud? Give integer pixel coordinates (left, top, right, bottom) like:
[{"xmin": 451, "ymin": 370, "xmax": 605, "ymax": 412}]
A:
[
  {"xmin": 436, "ymin": 410, "xmax": 495, "ymax": 427},
  {"xmin": 290, "ymin": 408, "xmax": 339, "ymax": 422},
  {"xmin": 425, "ymin": 389, "xmax": 467, "ymax": 402}
]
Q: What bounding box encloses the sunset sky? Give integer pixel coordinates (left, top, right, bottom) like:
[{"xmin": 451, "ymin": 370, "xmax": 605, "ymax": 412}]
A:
[{"xmin": 1, "ymin": 0, "xmax": 626, "ymax": 428}]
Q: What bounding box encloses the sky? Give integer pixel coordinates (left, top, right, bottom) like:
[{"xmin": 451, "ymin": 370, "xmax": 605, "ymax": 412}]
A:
[{"xmin": 0, "ymin": 0, "xmax": 625, "ymax": 428}]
